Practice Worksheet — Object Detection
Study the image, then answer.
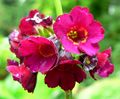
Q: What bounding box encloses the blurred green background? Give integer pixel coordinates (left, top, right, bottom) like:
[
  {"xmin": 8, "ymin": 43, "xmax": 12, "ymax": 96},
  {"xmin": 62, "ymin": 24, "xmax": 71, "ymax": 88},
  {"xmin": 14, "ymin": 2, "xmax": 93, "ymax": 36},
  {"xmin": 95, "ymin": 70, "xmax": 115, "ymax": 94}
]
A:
[{"xmin": 0, "ymin": 0, "xmax": 120, "ymax": 99}]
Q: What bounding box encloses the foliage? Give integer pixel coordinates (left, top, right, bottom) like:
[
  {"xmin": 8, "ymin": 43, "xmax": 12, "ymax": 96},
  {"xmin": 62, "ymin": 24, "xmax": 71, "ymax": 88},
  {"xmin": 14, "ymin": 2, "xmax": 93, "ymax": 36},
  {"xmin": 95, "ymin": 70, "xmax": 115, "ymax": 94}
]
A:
[
  {"xmin": 0, "ymin": 36, "xmax": 17, "ymax": 80},
  {"xmin": 76, "ymin": 78, "xmax": 120, "ymax": 99},
  {"xmin": 0, "ymin": 74, "xmax": 64, "ymax": 99}
]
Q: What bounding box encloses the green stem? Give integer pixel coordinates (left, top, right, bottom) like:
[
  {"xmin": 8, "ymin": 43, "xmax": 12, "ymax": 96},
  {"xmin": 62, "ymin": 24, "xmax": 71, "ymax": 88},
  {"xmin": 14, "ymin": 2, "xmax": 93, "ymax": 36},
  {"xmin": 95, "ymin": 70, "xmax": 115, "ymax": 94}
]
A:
[
  {"xmin": 65, "ymin": 90, "xmax": 72, "ymax": 99},
  {"xmin": 53, "ymin": 0, "xmax": 63, "ymax": 16}
]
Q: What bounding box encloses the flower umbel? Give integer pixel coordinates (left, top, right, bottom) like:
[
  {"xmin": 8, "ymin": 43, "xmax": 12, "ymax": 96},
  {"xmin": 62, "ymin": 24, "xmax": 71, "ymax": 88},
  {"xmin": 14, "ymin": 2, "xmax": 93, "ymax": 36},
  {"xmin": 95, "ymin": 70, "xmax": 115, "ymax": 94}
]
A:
[{"xmin": 6, "ymin": 6, "xmax": 114, "ymax": 96}]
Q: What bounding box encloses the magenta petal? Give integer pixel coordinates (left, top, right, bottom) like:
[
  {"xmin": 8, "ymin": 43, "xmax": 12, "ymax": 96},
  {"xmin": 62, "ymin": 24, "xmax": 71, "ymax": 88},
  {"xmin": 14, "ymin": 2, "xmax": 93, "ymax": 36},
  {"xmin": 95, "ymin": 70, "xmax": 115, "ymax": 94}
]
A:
[
  {"xmin": 9, "ymin": 30, "xmax": 20, "ymax": 49},
  {"xmin": 53, "ymin": 14, "xmax": 73, "ymax": 38},
  {"xmin": 24, "ymin": 54, "xmax": 43, "ymax": 72},
  {"xmin": 19, "ymin": 38, "xmax": 38, "ymax": 56},
  {"xmin": 97, "ymin": 53, "xmax": 108, "ymax": 67},
  {"xmin": 79, "ymin": 42, "xmax": 99, "ymax": 56},
  {"xmin": 19, "ymin": 17, "xmax": 37, "ymax": 35},
  {"xmin": 61, "ymin": 36, "xmax": 80, "ymax": 54},
  {"xmin": 29, "ymin": 9, "xmax": 39, "ymax": 18},
  {"xmin": 19, "ymin": 36, "xmax": 57, "ymax": 54},
  {"xmin": 7, "ymin": 66, "xmax": 21, "ymax": 79},
  {"xmin": 70, "ymin": 6, "xmax": 93, "ymax": 27},
  {"xmin": 59, "ymin": 72, "xmax": 75, "ymax": 91},
  {"xmin": 98, "ymin": 60, "xmax": 114, "ymax": 77},
  {"xmin": 102, "ymin": 47, "xmax": 112, "ymax": 57},
  {"xmin": 39, "ymin": 55, "xmax": 58, "ymax": 73},
  {"xmin": 45, "ymin": 70, "xmax": 59, "ymax": 88},
  {"xmin": 87, "ymin": 21, "xmax": 104, "ymax": 43},
  {"xmin": 24, "ymin": 54, "xmax": 57, "ymax": 74}
]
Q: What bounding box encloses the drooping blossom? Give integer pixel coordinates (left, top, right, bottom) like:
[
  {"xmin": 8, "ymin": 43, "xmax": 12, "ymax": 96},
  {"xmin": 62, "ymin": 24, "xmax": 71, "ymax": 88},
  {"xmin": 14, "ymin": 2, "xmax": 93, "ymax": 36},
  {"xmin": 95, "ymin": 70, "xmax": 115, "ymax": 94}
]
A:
[
  {"xmin": 45, "ymin": 59, "xmax": 86, "ymax": 91},
  {"xmin": 9, "ymin": 30, "xmax": 23, "ymax": 59},
  {"xmin": 19, "ymin": 9, "xmax": 52, "ymax": 36},
  {"xmin": 94, "ymin": 47, "xmax": 114, "ymax": 78},
  {"xmin": 79, "ymin": 48, "xmax": 114, "ymax": 79},
  {"xmin": 54, "ymin": 6, "xmax": 104, "ymax": 56},
  {"xmin": 18, "ymin": 36, "xmax": 58, "ymax": 74},
  {"xmin": 7, "ymin": 59, "xmax": 37, "ymax": 93}
]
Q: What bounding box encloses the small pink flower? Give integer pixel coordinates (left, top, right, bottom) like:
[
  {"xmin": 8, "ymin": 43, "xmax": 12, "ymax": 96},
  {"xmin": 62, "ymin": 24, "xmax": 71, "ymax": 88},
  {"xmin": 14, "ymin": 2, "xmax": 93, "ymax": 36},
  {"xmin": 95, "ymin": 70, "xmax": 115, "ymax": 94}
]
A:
[
  {"xmin": 54, "ymin": 6, "xmax": 104, "ymax": 56},
  {"xmin": 45, "ymin": 60, "xmax": 86, "ymax": 91},
  {"xmin": 18, "ymin": 36, "xmax": 58, "ymax": 74},
  {"xmin": 96, "ymin": 48, "xmax": 114, "ymax": 77},
  {"xmin": 7, "ymin": 59, "xmax": 37, "ymax": 93},
  {"xmin": 89, "ymin": 48, "xmax": 114, "ymax": 79},
  {"xmin": 79, "ymin": 48, "xmax": 114, "ymax": 79}
]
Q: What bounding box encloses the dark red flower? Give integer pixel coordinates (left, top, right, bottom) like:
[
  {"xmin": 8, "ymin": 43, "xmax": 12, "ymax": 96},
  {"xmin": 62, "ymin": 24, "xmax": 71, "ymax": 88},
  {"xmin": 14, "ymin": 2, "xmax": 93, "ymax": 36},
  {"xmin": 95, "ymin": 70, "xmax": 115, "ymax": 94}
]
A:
[
  {"xmin": 54, "ymin": 6, "xmax": 104, "ymax": 56},
  {"xmin": 19, "ymin": 9, "xmax": 52, "ymax": 36},
  {"xmin": 18, "ymin": 36, "xmax": 58, "ymax": 74},
  {"xmin": 28, "ymin": 9, "xmax": 52, "ymax": 26},
  {"xmin": 45, "ymin": 60, "xmax": 86, "ymax": 91},
  {"xmin": 29, "ymin": 9, "xmax": 45, "ymax": 19},
  {"xmin": 41, "ymin": 16, "xmax": 53, "ymax": 27},
  {"xmin": 19, "ymin": 17, "xmax": 37, "ymax": 35},
  {"xmin": 7, "ymin": 59, "xmax": 37, "ymax": 93}
]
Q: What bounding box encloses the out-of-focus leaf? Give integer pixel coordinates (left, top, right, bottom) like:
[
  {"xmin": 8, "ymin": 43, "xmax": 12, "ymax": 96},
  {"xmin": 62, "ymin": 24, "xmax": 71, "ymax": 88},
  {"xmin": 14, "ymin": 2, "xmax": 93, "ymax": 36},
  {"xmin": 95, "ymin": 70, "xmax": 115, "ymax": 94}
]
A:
[{"xmin": 76, "ymin": 78, "xmax": 120, "ymax": 99}]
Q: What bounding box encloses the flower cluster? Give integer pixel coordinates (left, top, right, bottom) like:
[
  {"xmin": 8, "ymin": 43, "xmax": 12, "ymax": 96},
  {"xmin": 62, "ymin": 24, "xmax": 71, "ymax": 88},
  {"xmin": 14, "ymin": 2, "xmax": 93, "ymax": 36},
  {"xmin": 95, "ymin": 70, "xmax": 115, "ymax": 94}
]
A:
[{"xmin": 7, "ymin": 6, "xmax": 114, "ymax": 93}]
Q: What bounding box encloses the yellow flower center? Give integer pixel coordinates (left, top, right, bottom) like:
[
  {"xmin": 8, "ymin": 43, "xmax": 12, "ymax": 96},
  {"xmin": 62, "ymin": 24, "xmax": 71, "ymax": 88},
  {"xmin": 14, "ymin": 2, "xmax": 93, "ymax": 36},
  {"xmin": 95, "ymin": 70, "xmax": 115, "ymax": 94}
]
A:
[
  {"xmin": 85, "ymin": 57, "xmax": 91, "ymax": 65},
  {"xmin": 67, "ymin": 30, "xmax": 78, "ymax": 39},
  {"xmin": 67, "ymin": 27, "xmax": 88, "ymax": 44}
]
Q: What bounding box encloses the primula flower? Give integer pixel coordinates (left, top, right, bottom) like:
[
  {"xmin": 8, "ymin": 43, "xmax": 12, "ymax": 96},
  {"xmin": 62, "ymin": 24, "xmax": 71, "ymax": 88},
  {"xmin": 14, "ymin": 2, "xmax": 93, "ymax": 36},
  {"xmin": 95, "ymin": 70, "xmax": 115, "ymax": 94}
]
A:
[
  {"xmin": 79, "ymin": 48, "xmax": 114, "ymax": 79},
  {"xmin": 9, "ymin": 30, "xmax": 23, "ymax": 59},
  {"xmin": 54, "ymin": 6, "xmax": 104, "ymax": 56},
  {"xmin": 7, "ymin": 6, "xmax": 115, "ymax": 95},
  {"xmin": 45, "ymin": 60, "xmax": 86, "ymax": 91},
  {"xmin": 93, "ymin": 48, "xmax": 114, "ymax": 78},
  {"xmin": 18, "ymin": 36, "xmax": 58, "ymax": 74},
  {"xmin": 19, "ymin": 9, "xmax": 52, "ymax": 35},
  {"xmin": 7, "ymin": 59, "xmax": 37, "ymax": 93}
]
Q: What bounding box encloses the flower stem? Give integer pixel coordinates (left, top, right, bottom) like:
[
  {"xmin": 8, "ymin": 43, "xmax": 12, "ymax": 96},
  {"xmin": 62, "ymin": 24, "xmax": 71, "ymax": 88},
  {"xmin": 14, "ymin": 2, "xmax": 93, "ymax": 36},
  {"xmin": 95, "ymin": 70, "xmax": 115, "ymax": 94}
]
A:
[
  {"xmin": 65, "ymin": 90, "xmax": 72, "ymax": 99},
  {"xmin": 53, "ymin": 0, "xmax": 63, "ymax": 16}
]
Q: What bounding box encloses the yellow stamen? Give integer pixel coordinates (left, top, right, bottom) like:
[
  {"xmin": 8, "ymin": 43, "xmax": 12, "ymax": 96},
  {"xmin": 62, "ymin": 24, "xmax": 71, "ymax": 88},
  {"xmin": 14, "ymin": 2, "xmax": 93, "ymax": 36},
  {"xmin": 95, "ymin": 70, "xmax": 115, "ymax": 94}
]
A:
[
  {"xmin": 67, "ymin": 27, "xmax": 88, "ymax": 44},
  {"xmin": 67, "ymin": 30, "xmax": 78, "ymax": 39},
  {"xmin": 85, "ymin": 57, "xmax": 91, "ymax": 64}
]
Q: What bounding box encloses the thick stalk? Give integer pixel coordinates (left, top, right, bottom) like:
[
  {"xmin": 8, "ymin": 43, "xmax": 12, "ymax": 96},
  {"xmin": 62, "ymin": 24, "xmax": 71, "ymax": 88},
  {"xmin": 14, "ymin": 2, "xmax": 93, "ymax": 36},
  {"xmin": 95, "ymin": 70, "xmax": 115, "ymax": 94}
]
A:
[
  {"xmin": 53, "ymin": 0, "xmax": 63, "ymax": 16},
  {"xmin": 65, "ymin": 90, "xmax": 72, "ymax": 99}
]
